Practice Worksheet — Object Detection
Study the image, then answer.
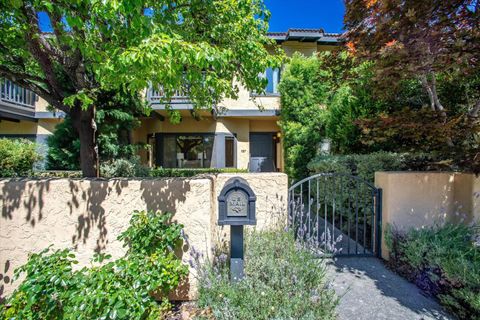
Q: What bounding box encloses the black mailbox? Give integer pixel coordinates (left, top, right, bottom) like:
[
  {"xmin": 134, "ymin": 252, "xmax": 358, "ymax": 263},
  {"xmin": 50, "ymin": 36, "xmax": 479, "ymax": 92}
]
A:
[{"xmin": 218, "ymin": 177, "xmax": 256, "ymax": 226}]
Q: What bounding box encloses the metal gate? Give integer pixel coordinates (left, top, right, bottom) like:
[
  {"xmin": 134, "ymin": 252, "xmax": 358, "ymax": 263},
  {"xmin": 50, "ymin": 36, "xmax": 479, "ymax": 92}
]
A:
[{"xmin": 288, "ymin": 173, "xmax": 382, "ymax": 257}]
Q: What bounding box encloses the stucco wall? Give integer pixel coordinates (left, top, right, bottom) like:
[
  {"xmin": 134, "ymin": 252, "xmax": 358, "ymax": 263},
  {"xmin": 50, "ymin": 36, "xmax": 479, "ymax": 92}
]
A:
[
  {"xmin": 0, "ymin": 173, "xmax": 287, "ymax": 301},
  {"xmin": 375, "ymin": 172, "xmax": 480, "ymax": 260}
]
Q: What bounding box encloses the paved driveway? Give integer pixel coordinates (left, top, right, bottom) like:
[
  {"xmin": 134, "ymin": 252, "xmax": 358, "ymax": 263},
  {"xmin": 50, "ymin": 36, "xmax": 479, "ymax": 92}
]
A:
[{"xmin": 327, "ymin": 257, "xmax": 454, "ymax": 320}]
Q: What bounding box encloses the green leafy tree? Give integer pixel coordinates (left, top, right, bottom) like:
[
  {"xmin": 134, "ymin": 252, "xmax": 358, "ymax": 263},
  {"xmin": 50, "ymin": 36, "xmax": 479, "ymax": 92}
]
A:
[
  {"xmin": 0, "ymin": 0, "xmax": 282, "ymax": 177},
  {"xmin": 344, "ymin": 0, "xmax": 480, "ymax": 117},
  {"xmin": 278, "ymin": 54, "xmax": 325, "ymax": 180},
  {"xmin": 279, "ymin": 51, "xmax": 385, "ymax": 180},
  {"xmin": 46, "ymin": 90, "xmax": 148, "ymax": 170}
]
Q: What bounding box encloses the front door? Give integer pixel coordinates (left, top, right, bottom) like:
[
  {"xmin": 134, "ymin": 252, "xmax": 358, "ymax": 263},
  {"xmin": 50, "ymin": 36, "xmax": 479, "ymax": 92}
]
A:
[{"xmin": 249, "ymin": 133, "xmax": 275, "ymax": 172}]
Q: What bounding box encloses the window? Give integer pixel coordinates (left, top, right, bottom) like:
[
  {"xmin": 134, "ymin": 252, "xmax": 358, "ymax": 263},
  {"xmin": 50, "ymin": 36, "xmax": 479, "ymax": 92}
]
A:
[
  {"xmin": 158, "ymin": 134, "xmax": 214, "ymax": 168},
  {"xmin": 225, "ymin": 136, "xmax": 235, "ymax": 167},
  {"xmin": 259, "ymin": 67, "xmax": 281, "ymax": 95}
]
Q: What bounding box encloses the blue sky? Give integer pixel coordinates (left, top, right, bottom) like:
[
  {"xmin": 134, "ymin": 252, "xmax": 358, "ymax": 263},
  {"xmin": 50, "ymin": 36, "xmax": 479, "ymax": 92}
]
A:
[
  {"xmin": 38, "ymin": 1, "xmax": 346, "ymax": 34},
  {"xmin": 265, "ymin": 0, "xmax": 345, "ymax": 33}
]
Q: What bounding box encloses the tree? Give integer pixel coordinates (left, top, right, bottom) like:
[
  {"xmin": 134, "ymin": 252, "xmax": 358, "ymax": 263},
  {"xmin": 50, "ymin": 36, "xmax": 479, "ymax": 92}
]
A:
[
  {"xmin": 344, "ymin": 0, "xmax": 480, "ymax": 117},
  {"xmin": 0, "ymin": 0, "xmax": 281, "ymax": 177},
  {"xmin": 279, "ymin": 51, "xmax": 385, "ymax": 180},
  {"xmin": 46, "ymin": 90, "xmax": 148, "ymax": 170}
]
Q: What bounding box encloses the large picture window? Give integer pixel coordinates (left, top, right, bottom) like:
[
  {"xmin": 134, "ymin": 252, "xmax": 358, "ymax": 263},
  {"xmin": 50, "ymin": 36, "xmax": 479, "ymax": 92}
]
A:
[{"xmin": 157, "ymin": 134, "xmax": 215, "ymax": 168}]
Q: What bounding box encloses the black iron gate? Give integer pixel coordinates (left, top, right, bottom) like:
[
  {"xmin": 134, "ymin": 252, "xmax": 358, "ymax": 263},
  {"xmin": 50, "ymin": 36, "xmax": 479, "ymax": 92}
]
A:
[{"xmin": 288, "ymin": 173, "xmax": 382, "ymax": 257}]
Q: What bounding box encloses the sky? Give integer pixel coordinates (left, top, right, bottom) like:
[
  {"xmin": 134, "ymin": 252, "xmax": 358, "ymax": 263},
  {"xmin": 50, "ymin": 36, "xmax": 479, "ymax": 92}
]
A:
[
  {"xmin": 38, "ymin": 1, "xmax": 346, "ymax": 34},
  {"xmin": 264, "ymin": 0, "xmax": 346, "ymax": 33}
]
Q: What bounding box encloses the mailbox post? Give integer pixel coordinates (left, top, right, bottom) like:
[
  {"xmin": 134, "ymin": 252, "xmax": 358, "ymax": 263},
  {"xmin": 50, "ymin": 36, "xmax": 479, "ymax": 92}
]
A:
[{"xmin": 218, "ymin": 178, "xmax": 256, "ymax": 282}]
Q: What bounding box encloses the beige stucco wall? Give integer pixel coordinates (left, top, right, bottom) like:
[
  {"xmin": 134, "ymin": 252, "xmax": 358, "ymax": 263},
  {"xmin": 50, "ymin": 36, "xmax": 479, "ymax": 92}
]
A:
[
  {"xmin": 0, "ymin": 173, "xmax": 287, "ymax": 301},
  {"xmin": 375, "ymin": 172, "xmax": 480, "ymax": 260},
  {"xmin": 0, "ymin": 119, "xmax": 60, "ymax": 136}
]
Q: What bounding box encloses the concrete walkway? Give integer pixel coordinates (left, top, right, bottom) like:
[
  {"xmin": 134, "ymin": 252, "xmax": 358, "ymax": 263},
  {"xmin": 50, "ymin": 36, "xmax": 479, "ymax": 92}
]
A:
[{"xmin": 326, "ymin": 257, "xmax": 454, "ymax": 320}]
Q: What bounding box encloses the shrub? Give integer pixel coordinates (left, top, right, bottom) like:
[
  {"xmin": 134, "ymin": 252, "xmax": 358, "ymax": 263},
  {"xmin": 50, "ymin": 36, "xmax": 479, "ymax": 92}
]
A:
[
  {"xmin": 196, "ymin": 229, "xmax": 338, "ymax": 319},
  {"xmin": 307, "ymin": 151, "xmax": 456, "ymax": 183},
  {"xmin": 46, "ymin": 90, "xmax": 148, "ymax": 170},
  {"xmin": 386, "ymin": 223, "xmax": 480, "ymax": 319},
  {"xmin": 356, "ymin": 109, "xmax": 480, "ymax": 174},
  {"xmin": 307, "ymin": 151, "xmax": 406, "ymax": 183},
  {"xmin": 278, "ymin": 51, "xmax": 386, "ymax": 180},
  {"xmin": 0, "ymin": 138, "xmax": 41, "ymax": 177},
  {"xmin": 100, "ymin": 156, "xmax": 150, "ymax": 178},
  {"xmin": 1, "ymin": 210, "xmax": 188, "ymax": 319},
  {"xmin": 149, "ymin": 167, "xmax": 248, "ymax": 178}
]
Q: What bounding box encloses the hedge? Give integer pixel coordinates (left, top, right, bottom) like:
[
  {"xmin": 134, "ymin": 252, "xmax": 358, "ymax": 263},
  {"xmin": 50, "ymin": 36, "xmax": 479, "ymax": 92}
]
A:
[
  {"xmin": 0, "ymin": 138, "xmax": 41, "ymax": 177},
  {"xmin": 307, "ymin": 152, "xmax": 452, "ymax": 183}
]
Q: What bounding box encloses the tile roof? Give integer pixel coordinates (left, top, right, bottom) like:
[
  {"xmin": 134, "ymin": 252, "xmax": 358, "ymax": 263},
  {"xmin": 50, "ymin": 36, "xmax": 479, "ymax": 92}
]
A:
[{"xmin": 267, "ymin": 28, "xmax": 343, "ymax": 43}]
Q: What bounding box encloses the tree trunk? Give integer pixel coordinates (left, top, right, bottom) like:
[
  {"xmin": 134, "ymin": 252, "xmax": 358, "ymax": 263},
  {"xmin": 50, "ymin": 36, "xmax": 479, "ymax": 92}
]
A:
[
  {"xmin": 72, "ymin": 105, "xmax": 99, "ymax": 177},
  {"xmin": 421, "ymin": 74, "xmax": 436, "ymax": 111}
]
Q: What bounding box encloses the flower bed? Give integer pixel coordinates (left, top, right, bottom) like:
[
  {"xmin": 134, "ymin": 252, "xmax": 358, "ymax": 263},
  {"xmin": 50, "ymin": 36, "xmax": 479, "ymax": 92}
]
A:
[
  {"xmin": 385, "ymin": 223, "xmax": 480, "ymax": 319},
  {"xmin": 195, "ymin": 229, "xmax": 338, "ymax": 319}
]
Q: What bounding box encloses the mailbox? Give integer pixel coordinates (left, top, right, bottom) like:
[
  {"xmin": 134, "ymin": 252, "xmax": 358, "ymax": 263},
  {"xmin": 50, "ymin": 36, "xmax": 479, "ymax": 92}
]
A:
[
  {"xmin": 218, "ymin": 178, "xmax": 256, "ymax": 226},
  {"xmin": 217, "ymin": 177, "xmax": 257, "ymax": 282}
]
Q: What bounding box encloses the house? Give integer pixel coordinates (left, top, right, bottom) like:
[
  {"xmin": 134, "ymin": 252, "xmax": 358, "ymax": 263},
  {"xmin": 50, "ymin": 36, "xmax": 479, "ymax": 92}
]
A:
[{"xmin": 0, "ymin": 29, "xmax": 341, "ymax": 172}]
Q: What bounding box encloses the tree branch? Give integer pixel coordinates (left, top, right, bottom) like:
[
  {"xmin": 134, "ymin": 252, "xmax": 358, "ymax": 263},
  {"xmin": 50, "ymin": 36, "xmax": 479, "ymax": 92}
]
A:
[
  {"xmin": 420, "ymin": 74, "xmax": 436, "ymax": 110},
  {"xmin": 21, "ymin": 4, "xmax": 64, "ymax": 103},
  {"xmin": 469, "ymin": 99, "xmax": 480, "ymax": 118}
]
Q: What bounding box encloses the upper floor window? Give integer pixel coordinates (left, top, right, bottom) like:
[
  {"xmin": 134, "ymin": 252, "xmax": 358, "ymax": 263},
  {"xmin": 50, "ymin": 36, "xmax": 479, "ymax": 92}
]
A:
[{"xmin": 259, "ymin": 67, "xmax": 281, "ymax": 95}]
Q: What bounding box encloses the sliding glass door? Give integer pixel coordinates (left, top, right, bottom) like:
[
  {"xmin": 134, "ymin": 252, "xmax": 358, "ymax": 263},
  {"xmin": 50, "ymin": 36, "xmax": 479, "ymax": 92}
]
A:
[{"xmin": 156, "ymin": 133, "xmax": 215, "ymax": 168}]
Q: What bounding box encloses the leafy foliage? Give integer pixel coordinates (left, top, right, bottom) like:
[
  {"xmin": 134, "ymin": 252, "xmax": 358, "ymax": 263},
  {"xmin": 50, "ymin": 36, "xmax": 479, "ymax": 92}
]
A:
[
  {"xmin": 356, "ymin": 109, "xmax": 480, "ymax": 173},
  {"xmin": 0, "ymin": 138, "xmax": 41, "ymax": 177},
  {"xmin": 149, "ymin": 167, "xmax": 248, "ymax": 178},
  {"xmin": 47, "ymin": 90, "xmax": 148, "ymax": 171},
  {"xmin": 196, "ymin": 229, "xmax": 338, "ymax": 320},
  {"xmin": 1, "ymin": 210, "xmax": 188, "ymax": 319},
  {"xmin": 308, "ymin": 152, "xmax": 406, "ymax": 183},
  {"xmin": 386, "ymin": 223, "xmax": 480, "ymax": 319},
  {"xmin": 307, "ymin": 151, "xmax": 459, "ymax": 183},
  {"xmin": 344, "ymin": 0, "xmax": 480, "ymax": 115},
  {"xmin": 100, "ymin": 157, "xmax": 150, "ymax": 178},
  {"xmin": 0, "ymin": 0, "xmax": 282, "ymax": 176},
  {"xmin": 278, "ymin": 51, "xmax": 386, "ymax": 179}
]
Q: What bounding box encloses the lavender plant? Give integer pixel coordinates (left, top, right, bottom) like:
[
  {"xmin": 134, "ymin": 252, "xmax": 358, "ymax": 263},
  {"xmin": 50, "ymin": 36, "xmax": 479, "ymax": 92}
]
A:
[{"xmin": 195, "ymin": 228, "xmax": 338, "ymax": 320}]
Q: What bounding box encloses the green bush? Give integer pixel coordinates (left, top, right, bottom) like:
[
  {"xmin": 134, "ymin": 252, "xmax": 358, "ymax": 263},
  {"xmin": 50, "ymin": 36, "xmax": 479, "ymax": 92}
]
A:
[
  {"xmin": 149, "ymin": 167, "xmax": 248, "ymax": 178},
  {"xmin": 1, "ymin": 210, "xmax": 188, "ymax": 319},
  {"xmin": 46, "ymin": 89, "xmax": 148, "ymax": 170},
  {"xmin": 100, "ymin": 156, "xmax": 151, "ymax": 178},
  {"xmin": 31, "ymin": 170, "xmax": 83, "ymax": 178},
  {"xmin": 307, "ymin": 151, "xmax": 453, "ymax": 183},
  {"xmin": 196, "ymin": 229, "xmax": 338, "ymax": 319},
  {"xmin": 386, "ymin": 223, "xmax": 480, "ymax": 319},
  {"xmin": 307, "ymin": 151, "xmax": 406, "ymax": 183},
  {"xmin": 278, "ymin": 51, "xmax": 386, "ymax": 180},
  {"xmin": 0, "ymin": 138, "xmax": 41, "ymax": 177}
]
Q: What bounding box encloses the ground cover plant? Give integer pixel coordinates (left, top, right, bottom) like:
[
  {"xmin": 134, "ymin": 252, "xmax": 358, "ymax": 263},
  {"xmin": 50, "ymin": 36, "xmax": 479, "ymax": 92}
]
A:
[
  {"xmin": 0, "ymin": 210, "xmax": 188, "ymax": 319},
  {"xmin": 195, "ymin": 229, "xmax": 338, "ymax": 320},
  {"xmin": 0, "ymin": 138, "xmax": 41, "ymax": 177},
  {"xmin": 385, "ymin": 223, "xmax": 480, "ymax": 319}
]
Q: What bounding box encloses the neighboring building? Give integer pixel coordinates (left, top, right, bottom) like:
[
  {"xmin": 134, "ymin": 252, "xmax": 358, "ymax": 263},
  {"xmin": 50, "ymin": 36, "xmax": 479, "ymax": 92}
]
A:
[
  {"xmin": 0, "ymin": 79, "xmax": 64, "ymax": 169},
  {"xmin": 0, "ymin": 29, "xmax": 341, "ymax": 172}
]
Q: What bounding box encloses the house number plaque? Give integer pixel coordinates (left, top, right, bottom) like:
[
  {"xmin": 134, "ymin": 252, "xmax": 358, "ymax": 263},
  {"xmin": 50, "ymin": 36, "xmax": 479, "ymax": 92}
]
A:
[{"xmin": 226, "ymin": 190, "xmax": 248, "ymax": 217}]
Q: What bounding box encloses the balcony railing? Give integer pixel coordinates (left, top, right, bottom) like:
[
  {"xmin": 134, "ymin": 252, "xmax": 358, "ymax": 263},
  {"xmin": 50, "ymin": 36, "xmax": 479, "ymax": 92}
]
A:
[
  {"xmin": 147, "ymin": 85, "xmax": 189, "ymax": 104},
  {"xmin": 1, "ymin": 79, "xmax": 36, "ymax": 109}
]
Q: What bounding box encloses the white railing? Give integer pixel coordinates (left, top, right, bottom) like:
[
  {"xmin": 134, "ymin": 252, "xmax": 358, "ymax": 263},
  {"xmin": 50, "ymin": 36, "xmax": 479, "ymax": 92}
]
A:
[
  {"xmin": 1, "ymin": 79, "xmax": 36, "ymax": 109},
  {"xmin": 147, "ymin": 85, "xmax": 189, "ymax": 103}
]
